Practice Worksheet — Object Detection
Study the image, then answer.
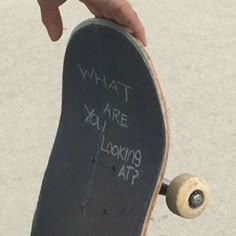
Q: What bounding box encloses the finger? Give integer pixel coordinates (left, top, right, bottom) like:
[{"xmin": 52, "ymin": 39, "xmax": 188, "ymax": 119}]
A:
[
  {"xmin": 40, "ymin": 6, "xmax": 63, "ymax": 41},
  {"xmin": 108, "ymin": 1, "xmax": 147, "ymax": 46},
  {"xmin": 84, "ymin": 2, "xmax": 103, "ymax": 18}
]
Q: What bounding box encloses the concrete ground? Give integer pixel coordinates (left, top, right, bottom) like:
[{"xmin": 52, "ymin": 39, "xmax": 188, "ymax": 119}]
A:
[{"xmin": 0, "ymin": 0, "xmax": 235, "ymax": 235}]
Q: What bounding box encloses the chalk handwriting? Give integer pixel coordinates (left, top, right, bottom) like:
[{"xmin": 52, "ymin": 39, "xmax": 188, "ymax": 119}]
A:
[
  {"xmin": 78, "ymin": 64, "xmax": 132, "ymax": 103},
  {"xmin": 101, "ymin": 134, "xmax": 142, "ymax": 186},
  {"xmin": 101, "ymin": 134, "xmax": 141, "ymax": 168},
  {"xmin": 103, "ymin": 102, "xmax": 128, "ymax": 128},
  {"xmin": 83, "ymin": 103, "xmax": 142, "ymax": 186},
  {"xmin": 84, "ymin": 103, "xmax": 128, "ymax": 130},
  {"xmin": 118, "ymin": 165, "xmax": 139, "ymax": 186},
  {"xmin": 80, "ymin": 63, "xmax": 143, "ymax": 186},
  {"xmin": 84, "ymin": 104, "xmax": 107, "ymax": 132}
]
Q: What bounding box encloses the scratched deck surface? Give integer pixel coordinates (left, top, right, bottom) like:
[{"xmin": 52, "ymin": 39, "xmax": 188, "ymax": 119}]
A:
[{"xmin": 31, "ymin": 19, "xmax": 167, "ymax": 236}]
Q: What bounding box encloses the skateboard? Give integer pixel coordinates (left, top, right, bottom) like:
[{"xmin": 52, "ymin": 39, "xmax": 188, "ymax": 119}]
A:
[{"xmin": 31, "ymin": 19, "xmax": 209, "ymax": 236}]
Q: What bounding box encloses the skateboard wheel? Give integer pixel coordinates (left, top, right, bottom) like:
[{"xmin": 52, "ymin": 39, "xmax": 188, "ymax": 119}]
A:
[{"xmin": 166, "ymin": 174, "xmax": 209, "ymax": 219}]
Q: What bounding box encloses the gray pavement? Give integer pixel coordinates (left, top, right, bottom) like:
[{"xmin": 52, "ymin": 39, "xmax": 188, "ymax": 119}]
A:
[{"xmin": 0, "ymin": 0, "xmax": 235, "ymax": 235}]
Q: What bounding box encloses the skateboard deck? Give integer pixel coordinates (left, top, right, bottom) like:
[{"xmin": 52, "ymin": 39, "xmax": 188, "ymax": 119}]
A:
[{"xmin": 31, "ymin": 19, "xmax": 169, "ymax": 236}]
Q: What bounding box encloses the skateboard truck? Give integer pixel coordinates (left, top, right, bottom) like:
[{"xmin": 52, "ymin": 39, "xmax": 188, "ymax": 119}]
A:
[{"xmin": 160, "ymin": 174, "xmax": 209, "ymax": 219}]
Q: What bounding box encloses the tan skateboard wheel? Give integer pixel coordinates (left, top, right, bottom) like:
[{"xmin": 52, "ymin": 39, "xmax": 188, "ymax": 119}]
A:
[{"xmin": 166, "ymin": 174, "xmax": 209, "ymax": 219}]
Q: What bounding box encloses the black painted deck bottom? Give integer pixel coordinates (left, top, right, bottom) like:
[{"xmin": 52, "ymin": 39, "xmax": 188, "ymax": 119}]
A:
[{"xmin": 31, "ymin": 19, "xmax": 166, "ymax": 236}]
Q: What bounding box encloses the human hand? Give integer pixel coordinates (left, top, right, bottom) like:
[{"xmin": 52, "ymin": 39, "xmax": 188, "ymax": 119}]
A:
[{"xmin": 37, "ymin": 0, "xmax": 147, "ymax": 46}]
